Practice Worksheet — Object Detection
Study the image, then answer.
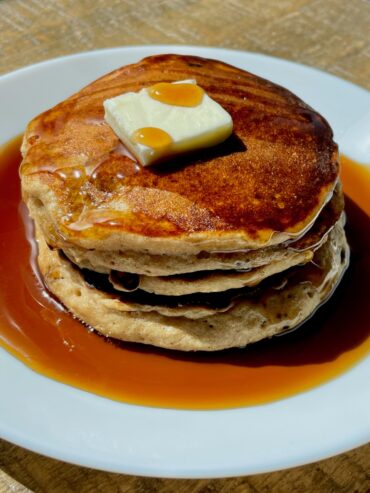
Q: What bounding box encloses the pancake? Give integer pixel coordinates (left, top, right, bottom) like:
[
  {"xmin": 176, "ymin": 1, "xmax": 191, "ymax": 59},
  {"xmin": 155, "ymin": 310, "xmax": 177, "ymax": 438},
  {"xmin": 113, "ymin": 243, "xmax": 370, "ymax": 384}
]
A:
[
  {"xmin": 49, "ymin": 183, "xmax": 343, "ymax": 276},
  {"xmin": 20, "ymin": 54, "xmax": 338, "ymax": 256},
  {"xmin": 36, "ymin": 221, "xmax": 349, "ymax": 351},
  {"xmin": 109, "ymin": 249, "xmax": 313, "ymax": 296},
  {"xmin": 21, "ymin": 54, "xmax": 348, "ymax": 351}
]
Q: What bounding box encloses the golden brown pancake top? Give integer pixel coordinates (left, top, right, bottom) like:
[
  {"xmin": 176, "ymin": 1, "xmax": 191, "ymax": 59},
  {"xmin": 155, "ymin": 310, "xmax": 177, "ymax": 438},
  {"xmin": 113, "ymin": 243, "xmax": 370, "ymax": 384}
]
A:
[{"xmin": 21, "ymin": 54, "xmax": 338, "ymax": 247}]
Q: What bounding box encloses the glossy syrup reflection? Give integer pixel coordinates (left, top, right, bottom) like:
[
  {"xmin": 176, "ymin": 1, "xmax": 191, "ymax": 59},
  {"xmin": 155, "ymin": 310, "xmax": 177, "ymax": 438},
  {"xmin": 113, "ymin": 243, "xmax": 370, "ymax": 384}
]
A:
[{"xmin": 0, "ymin": 134, "xmax": 369, "ymax": 409}]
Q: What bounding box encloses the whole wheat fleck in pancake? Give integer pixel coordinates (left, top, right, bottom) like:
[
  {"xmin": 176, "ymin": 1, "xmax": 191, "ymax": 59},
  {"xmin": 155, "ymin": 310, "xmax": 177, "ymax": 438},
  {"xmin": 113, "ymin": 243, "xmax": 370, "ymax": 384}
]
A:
[{"xmin": 21, "ymin": 54, "xmax": 338, "ymax": 255}]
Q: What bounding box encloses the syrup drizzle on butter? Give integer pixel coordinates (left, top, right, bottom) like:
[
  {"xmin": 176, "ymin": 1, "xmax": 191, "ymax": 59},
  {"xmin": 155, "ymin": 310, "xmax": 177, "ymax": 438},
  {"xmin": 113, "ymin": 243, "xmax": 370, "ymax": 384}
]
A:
[
  {"xmin": 148, "ymin": 82, "xmax": 204, "ymax": 107},
  {"xmin": 130, "ymin": 82, "xmax": 205, "ymax": 151},
  {"xmin": 132, "ymin": 127, "xmax": 173, "ymax": 150}
]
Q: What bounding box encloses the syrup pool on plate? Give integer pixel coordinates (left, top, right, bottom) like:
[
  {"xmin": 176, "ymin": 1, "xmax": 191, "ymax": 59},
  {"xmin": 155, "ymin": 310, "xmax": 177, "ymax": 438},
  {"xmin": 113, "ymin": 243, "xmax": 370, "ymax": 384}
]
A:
[{"xmin": 0, "ymin": 135, "xmax": 369, "ymax": 410}]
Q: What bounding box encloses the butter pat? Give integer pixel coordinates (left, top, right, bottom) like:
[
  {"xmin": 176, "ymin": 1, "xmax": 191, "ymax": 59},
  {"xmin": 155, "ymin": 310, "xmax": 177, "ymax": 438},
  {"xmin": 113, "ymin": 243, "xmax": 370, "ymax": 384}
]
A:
[{"xmin": 103, "ymin": 80, "xmax": 233, "ymax": 166}]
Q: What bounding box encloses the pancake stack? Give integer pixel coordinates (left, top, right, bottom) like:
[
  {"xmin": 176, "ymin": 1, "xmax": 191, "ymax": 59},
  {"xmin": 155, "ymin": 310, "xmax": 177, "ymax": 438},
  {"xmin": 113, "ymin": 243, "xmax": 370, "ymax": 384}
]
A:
[{"xmin": 20, "ymin": 54, "xmax": 349, "ymax": 351}]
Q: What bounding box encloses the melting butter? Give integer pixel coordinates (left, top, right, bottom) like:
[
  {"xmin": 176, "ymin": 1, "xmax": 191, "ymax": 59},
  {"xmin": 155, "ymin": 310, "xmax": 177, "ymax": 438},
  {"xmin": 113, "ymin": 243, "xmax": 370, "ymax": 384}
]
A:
[{"xmin": 103, "ymin": 79, "xmax": 233, "ymax": 166}]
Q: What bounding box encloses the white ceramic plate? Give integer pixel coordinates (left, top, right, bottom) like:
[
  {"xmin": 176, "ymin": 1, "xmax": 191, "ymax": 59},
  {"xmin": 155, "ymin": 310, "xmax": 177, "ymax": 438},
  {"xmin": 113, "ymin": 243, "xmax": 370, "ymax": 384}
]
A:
[{"xmin": 0, "ymin": 46, "xmax": 369, "ymax": 478}]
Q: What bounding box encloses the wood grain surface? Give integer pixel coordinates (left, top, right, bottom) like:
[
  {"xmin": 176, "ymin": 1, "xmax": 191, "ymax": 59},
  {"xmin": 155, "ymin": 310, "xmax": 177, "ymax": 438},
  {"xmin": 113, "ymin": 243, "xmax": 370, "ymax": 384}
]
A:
[{"xmin": 0, "ymin": 0, "xmax": 369, "ymax": 492}]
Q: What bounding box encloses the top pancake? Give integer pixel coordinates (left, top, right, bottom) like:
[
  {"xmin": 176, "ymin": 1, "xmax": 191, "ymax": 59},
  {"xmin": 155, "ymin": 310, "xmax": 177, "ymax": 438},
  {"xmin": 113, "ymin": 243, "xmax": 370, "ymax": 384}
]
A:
[{"xmin": 20, "ymin": 54, "xmax": 338, "ymax": 255}]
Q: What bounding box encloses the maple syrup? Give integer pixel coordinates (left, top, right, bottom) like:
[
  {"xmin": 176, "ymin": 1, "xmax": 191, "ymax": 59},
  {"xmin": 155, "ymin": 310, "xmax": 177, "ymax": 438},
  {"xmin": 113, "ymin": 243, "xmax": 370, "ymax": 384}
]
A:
[
  {"xmin": 132, "ymin": 127, "xmax": 173, "ymax": 149},
  {"xmin": 0, "ymin": 134, "xmax": 369, "ymax": 410},
  {"xmin": 148, "ymin": 82, "xmax": 204, "ymax": 107}
]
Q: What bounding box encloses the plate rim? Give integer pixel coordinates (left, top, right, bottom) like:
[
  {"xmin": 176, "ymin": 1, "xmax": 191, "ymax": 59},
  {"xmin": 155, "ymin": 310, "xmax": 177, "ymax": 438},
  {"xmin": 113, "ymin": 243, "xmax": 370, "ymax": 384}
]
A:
[{"xmin": 1, "ymin": 43, "xmax": 369, "ymax": 95}]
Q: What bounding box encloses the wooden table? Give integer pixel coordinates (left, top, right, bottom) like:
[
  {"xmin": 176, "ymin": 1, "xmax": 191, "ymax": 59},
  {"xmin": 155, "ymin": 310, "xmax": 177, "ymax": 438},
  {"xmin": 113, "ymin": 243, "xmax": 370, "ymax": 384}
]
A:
[{"xmin": 0, "ymin": 1, "xmax": 369, "ymax": 491}]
